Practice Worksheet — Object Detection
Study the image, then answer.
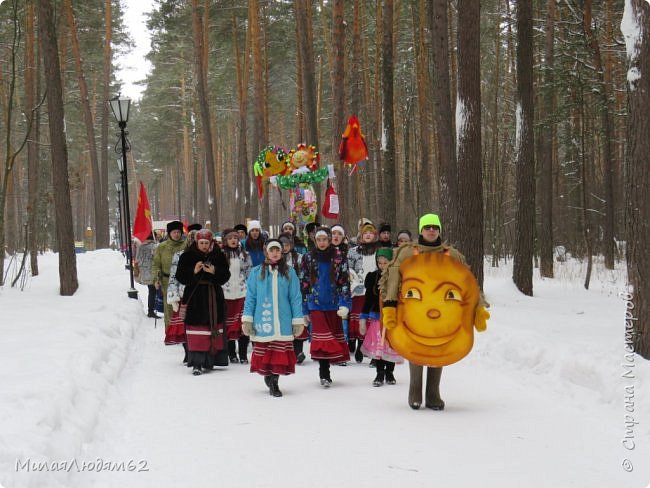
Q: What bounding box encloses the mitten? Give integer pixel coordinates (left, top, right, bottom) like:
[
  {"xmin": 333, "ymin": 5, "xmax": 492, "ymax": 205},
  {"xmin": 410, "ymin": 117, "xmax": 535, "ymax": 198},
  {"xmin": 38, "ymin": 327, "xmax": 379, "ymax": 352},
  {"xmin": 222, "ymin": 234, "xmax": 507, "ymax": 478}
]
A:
[
  {"xmin": 336, "ymin": 306, "xmax": 349, "ymax": 319},
  {"xmin": 358, "ymin": 318, "xmax": 367, "ymax": 335},
  {"xmin": 382, "ymin": 306, "xmax": 397, "ymax": 330},
  {"xmin": 242, "ymin": 321, "xmax": 255, "ymax": 337},
  {"xmin": 292, "ymin": 322, "xmax": 305, "ymax": 337}
]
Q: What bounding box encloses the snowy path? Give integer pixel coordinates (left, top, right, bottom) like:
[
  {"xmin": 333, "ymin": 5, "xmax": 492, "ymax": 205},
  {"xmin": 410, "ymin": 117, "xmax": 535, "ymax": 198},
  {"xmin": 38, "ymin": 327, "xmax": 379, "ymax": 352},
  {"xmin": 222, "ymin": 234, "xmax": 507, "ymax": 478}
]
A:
[{"xmin": 2, "ymin": 251, "xmax": 649, "ymax": 488}]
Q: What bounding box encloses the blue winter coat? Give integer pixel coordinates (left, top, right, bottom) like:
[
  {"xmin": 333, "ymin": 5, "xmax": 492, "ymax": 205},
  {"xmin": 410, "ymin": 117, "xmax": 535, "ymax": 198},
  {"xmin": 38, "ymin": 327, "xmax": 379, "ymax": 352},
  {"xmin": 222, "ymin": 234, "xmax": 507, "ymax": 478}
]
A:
[{"xmin": 242, "ymin": 265, "xmax": 304, "ymax": 342}]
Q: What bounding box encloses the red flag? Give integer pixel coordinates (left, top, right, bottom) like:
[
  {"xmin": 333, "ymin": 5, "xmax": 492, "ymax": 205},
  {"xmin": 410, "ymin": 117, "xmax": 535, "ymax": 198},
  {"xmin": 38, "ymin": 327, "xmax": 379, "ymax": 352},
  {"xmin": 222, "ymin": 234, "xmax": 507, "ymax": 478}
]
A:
[{"xmin": 132, "ymin": 182, "xmax": 153, "ymax": 241}]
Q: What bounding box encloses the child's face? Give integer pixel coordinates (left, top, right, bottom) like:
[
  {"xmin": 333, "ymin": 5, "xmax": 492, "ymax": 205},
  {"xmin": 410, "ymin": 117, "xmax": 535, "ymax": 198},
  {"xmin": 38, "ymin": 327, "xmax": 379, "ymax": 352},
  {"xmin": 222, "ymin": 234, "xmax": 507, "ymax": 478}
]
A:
[
  {"xmin": 332, "ymin": 230, "xmax": 344, "ymax": 245},
  {"xmin": 282, "ymin": 241, "xmax": 292, "ymax": 253},
  {"xmin": 267, "ymin": 248, "xmax": 282, "ymax": 262},
  {"xmin": 226, "ymin": 235, "xmax": 239, "ymax": 248},
  {"xmin": 315, "ymin": 235, "xmax": 330, "ymax": 250},
  {"xmin": 362, "ymin": 231, "xmax": 375, "ymax": 243},
  {"xmin": 377, "ymin": 256, "xmax": 389, "ymax": 272}
]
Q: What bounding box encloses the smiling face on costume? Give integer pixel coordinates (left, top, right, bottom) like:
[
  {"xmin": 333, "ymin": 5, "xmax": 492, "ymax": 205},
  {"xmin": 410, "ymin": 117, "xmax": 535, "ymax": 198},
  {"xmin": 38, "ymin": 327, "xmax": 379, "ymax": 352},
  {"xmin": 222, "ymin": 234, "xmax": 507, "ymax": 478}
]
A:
[{"xmin": 387, "ymin": 252, "xmax": 481, "ymax": 367}]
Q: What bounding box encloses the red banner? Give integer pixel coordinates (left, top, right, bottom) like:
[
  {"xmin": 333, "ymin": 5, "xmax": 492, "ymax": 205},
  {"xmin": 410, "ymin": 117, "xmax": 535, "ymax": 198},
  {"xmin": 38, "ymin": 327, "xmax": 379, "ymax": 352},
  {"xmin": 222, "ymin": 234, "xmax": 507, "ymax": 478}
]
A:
[{"xmin": 132, "ymin": 181, "xmax": 153, "ymax": 241}]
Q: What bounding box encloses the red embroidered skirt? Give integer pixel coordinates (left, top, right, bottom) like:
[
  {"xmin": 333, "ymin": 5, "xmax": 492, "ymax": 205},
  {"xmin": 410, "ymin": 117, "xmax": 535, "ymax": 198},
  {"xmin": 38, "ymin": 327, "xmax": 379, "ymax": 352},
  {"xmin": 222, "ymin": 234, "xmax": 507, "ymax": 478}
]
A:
[
  {"xmin": 347, "ymin": 295, "xmax": 366, "ymax": 340},
  {"xmin": 250, "ymin": 340, "xmax": 296, "ymax": 376},
  {"xmin": 185, "ymin": 324, "xmax": 225, "ymax": 352},
  {"xmin": 309, "ymin": 310, "xmax": 351, "ymax": 362},
  {"xmin": 164, "ymin": 304, "xmax": 187, "ymax": 345},
  {"xmin": 225, "ymin": 297, "xmax": 245, "ymax": 340}
]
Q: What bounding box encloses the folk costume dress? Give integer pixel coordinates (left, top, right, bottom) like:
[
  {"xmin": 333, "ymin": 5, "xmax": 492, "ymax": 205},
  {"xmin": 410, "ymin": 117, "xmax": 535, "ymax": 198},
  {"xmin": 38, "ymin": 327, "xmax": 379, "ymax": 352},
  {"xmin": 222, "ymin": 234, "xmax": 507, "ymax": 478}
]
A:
[
  {"xmin": 346, "ymin": 241, "xmax": 378, "ymax": 341},
  {"xmin": 300, "ymin": 246, "xmax": 352, "ymax": 364},
  {"xmin": 223, "ymin": 245, "xmax": 253, "ymax": 362},
  {"xmin": 360, "ymin": 269, "xmax": 403, "ymax": 364},
  {"xmin": 242, "ymin": 263, "xmax": 304, "ymax": 376},
  {"xmin": 175, "ymin": 245, "xmax": 231, "ymax": 370}
]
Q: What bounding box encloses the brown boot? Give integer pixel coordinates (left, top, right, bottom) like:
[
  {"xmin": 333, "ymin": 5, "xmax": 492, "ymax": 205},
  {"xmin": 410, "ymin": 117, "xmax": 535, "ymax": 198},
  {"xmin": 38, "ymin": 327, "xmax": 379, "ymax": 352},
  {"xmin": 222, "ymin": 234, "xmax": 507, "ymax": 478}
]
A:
[
  {"xmin": 408, "ymin": 362, "xmax": 423, "ymax": 409},
  {"xmin": 425, "ymin": 367, "xmax": 445, "ymax": 410}
]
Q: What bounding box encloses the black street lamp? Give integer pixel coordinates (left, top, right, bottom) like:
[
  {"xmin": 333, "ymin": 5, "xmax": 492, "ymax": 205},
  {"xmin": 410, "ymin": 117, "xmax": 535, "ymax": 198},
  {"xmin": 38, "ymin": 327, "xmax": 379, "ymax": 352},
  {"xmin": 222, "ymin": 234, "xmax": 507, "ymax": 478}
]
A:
[
  {"xmin": 115, "ymin": 182, "xmax": 125, "ymax": 256},
  {"xmin": 109, "ymin": 95, "xmax": 138, "ymax": 300}
]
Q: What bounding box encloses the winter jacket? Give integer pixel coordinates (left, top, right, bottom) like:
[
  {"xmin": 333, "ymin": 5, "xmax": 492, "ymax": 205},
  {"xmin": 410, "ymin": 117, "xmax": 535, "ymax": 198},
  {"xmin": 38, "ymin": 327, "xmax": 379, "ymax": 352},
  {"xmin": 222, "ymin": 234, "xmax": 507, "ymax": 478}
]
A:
[
  {"xmin": 299, "ymin": 247, "xmax": 351, "ymax": 315},
  {"xmin": 242, "ymin": 265, "xmax": 304, "ymax": 342},
  {"xmin": 135, "ymin": 240, "xmax": 157, "ymax": 285},
  {"xmin": 243, "ymin": 237, "xmax": 266, "ymax": 267},
  {"xmin": 166, "ymin": 250, "xmax": 185, "ymax": 307},
  {"xmin": 347, "ymin": 243, "xmax": 378, "ymax": 296},
  {"xmin": 223, "ymin": 249, "xmax": 253, "ymax": 300},
  {"xmin": 175, "ymin": 246, "xmax": 231, "ymax": 326},
  {"xmin": 152, "ymin": 238, "xmax": 186, "ymax": 290},
  {"xmin": 360, "ymin": 270, "xmax": 382, "ymax": 321}
]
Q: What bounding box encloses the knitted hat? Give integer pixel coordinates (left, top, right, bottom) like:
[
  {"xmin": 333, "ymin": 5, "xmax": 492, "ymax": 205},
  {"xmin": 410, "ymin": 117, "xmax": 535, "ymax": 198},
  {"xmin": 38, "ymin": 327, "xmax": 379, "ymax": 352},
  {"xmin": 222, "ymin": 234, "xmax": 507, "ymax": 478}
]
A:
[
  {"xmin": 234, "ymin": 224, "xmax": 247, "ymax": 233},
  {"xmin": 196, "ymin": 229, "xmax": 213, "ymax": 241},
  {"xmin": 357, "ymin": 217, "xmax": 373, "ymax": 232},
  {"xmin": 379, "ymin": 222, "xmax": 391, "ymax": 234},
  {"xmin": 266, "ymin": 239, "xmax": 282, "ymax": 251},
  {"xmin": 376, "ymin": 247, "xmax": 393, "ymax": 261},
  {"xmin": 314, "ymin": 226, "xmax": 332, "ymax": 239},
  {"xmin": 282, "ymin": 221, "xmax": 296, "ymax": 232},
  {"xmin": 166, "ymin": 220, "xmax": 183, "ymax": 234},
  {"xmin": 331, "ymin": 224, "xmax": 346, "ymax": 235},
  {"xmin": 222, "ymin": 228, "xmax": 238, "ymax": 239},
  {"xmin": 247, "ymin": 220, "xmax": 261, "ymax": 232},
  {"xmin": 305, "ymin": 222, "xmax": 321, "ymax": 234},
  {"xmin": 278, "ymin": 233, "xmax": 292, "ymax": 245},
  {"xmin": 418, "ymin": 213, "xmax": 442, "ymax": 233},
  {"xmin": 360, "ymin": 222, "xmax": 377, "ymax": 235},
  {"xmin": 187, "ymin": 223, "xmax": 203, "ymax": 232},
  {"xmin": 397, "ymin": 229, "xmax": 412, "ymax": 240}
]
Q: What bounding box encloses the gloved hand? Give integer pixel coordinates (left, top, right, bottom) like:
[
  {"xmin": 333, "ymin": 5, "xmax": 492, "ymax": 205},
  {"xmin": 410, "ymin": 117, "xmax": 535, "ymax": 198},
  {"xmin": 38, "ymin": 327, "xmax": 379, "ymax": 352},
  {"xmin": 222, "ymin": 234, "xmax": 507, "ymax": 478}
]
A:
[
  {"xmin": 358, "ymin": 318, "xmax": 367, "ymax": 335},
  {"xmin": 474, "ymin": 306, "xmax": 490, "ymax": 332},
  {"xmin": 292, "ymin": 323, "xmax": 305, "ymax": 337},
  {"xmin": 382, "ymin": 306, "xmax": 397, "ymax": 330},
  {"xmin": 336, "ymin": 306, "xmax": 349, "ymax": 319},
  {"xmin": 242, "ymin": 321, "xmax": 255, "ymax": 337}
]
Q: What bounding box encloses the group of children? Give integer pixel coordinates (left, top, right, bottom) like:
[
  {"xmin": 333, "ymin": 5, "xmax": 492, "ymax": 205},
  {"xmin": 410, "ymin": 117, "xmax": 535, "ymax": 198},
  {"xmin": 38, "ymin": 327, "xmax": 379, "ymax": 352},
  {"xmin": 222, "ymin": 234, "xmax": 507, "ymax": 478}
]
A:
[{"xmin": 154, "ymin": 218, "xmax": 412, "ymax": 397}]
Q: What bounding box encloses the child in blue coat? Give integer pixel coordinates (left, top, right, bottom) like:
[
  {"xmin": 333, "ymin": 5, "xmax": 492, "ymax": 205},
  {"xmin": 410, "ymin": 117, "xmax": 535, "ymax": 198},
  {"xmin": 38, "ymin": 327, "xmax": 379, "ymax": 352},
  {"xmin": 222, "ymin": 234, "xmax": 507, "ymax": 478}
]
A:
[{"xmin": 242, "ymin": 239, "xmax": 305, "ymax": 397}]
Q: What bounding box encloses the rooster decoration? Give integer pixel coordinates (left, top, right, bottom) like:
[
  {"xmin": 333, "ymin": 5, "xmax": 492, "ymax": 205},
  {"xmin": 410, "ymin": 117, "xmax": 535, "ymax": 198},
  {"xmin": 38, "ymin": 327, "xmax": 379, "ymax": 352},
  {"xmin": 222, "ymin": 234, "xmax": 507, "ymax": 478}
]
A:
[{"xmin": 338, "ymin": 115, "xmax": 368, "ymax": 173}]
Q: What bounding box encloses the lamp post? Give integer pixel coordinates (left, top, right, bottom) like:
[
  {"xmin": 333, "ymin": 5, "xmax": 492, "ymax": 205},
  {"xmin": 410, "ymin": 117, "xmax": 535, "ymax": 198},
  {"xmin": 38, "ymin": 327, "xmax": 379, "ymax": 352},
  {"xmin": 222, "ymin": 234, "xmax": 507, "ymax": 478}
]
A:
[
  {"xmin": 115, "ymin": 182, "xmax": 124, "ymax": 256},
  {"xmin": 109, "ymin": 95, "xmax": 138, "ymax": 300}
]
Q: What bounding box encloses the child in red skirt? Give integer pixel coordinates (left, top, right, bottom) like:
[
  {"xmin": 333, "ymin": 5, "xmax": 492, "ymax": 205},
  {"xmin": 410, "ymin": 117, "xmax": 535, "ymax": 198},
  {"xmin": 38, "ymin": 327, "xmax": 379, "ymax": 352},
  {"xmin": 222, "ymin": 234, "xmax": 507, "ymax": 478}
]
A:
[
  {"xmin": 299, "ymin": 227, "xmax": 352, "ymax": 387},
  {"xmin": 241, "ymin": 239, "xmax": 305, "ymax": 397},
  {"xmin": 222, "ymin": 228, "xmax": 253, "ymax": 364},
  {"xmin": 359, "ymin": 247, "xmax": 404, "ymax": 386}
]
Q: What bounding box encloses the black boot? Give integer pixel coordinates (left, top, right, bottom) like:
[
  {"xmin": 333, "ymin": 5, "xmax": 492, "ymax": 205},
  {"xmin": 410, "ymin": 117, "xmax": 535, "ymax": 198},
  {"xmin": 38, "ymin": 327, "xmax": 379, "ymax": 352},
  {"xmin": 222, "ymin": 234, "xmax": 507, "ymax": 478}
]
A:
[
  {"xmin": 264, "ymin": 375, "xmax": 272, "ymax": 391},
  {"xmin": 294, "ymin": 339, "xmax": 306, "ymax": 364},
  {"xmin": 408, "ymin": 362, "xmax": 423, "ymax": 409},
  {"xmin": 319, "ymin": 360, "xmax": 332, "ymax": 387},
  {"xmin": 228, "ymin": 340, "xmax": 239, "ymax": 363},
  {"xmin": 385, "ymin": 361, "xmax": 396, "ymax": 385},
  {"xmin": 269, "ymin": 374, "xmax": 282, "ymax": 397},
  {"xmin": 182, "ymin": 342, "xmax": 189, "ymax": 364},
  {"xmin": 373, "ymin": 359, "xmax": 385, "ymax": 387},
  {"xmin": 355, "ymin": 338, "xmax": 364, "ymax": 363},
  {"xmin": 238, "ymin": 335, "xmax": 250, "ymax": 363},
  {"xmin": 348, "ymin": 339, "xmax": 356, "ymax": 353}
]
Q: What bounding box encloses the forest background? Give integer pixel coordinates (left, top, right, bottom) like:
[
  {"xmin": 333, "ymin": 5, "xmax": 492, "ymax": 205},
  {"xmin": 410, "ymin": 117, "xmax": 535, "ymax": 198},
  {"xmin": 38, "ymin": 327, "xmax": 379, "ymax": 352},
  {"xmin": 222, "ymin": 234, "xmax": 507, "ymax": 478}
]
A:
[{"xmin": 0, "ymin": 0, "xmax": 648, "ymax": 357}]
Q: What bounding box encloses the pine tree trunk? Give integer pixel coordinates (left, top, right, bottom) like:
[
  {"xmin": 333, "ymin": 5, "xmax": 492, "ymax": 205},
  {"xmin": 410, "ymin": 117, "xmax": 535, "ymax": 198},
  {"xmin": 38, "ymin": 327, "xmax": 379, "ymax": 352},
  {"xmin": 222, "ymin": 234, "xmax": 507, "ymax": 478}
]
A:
[
  {"xmin": 624, "ymin": 0, "xmax": 650, "ymax": 359},
  {"xmin": 331, "ymin": 0, "xmax": 346, "ymax": 225},
  {"xmin": 38, "ymin": 0, "xmax": 79, "ymax": 296},
  {"xmin": 26, "ymin": 0, "xmax": 40, "ymax": 276},
  {"xmin": 192, "ymin": 0, "xmax": 218, "ymax": 228},
  {"xmin": 233, "ymin": 11, "xmax": 251, "ymax": 222},
  {"xmin": 64, "ymin": 0, "xmax": 105, "ymax": 248},
  {"xmin": 583, "ymin": 0, "xmax": 616, "ymax": 270},
  {"xmin": 513, "ymin": 0, "xmax": 535, "ymax": 296},
  {"xmin": 539, "ymin": 0, "xmax": 555, "ymax": 278},
  {"xmin": 456, "ymin": 0, "xmax": 484, "ymax": 287},
  {"xmin": 381, "ymin": 0, "xmax": 396, "ymax": 226},
  {"xmin": 430, "ymin": 0, "xmax": 458, "ymax": 243},
  {"xmin": 99, "ymin": 0, "xmax": 112, "ymax": 249}
]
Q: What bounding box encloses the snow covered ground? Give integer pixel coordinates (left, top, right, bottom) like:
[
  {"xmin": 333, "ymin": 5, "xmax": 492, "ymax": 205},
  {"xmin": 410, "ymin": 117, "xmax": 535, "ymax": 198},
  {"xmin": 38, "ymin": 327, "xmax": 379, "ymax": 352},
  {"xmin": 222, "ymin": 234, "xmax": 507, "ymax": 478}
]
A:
[{"xmin": 1, "ymin": 250, "xmax": 649, "ymax": 488}]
